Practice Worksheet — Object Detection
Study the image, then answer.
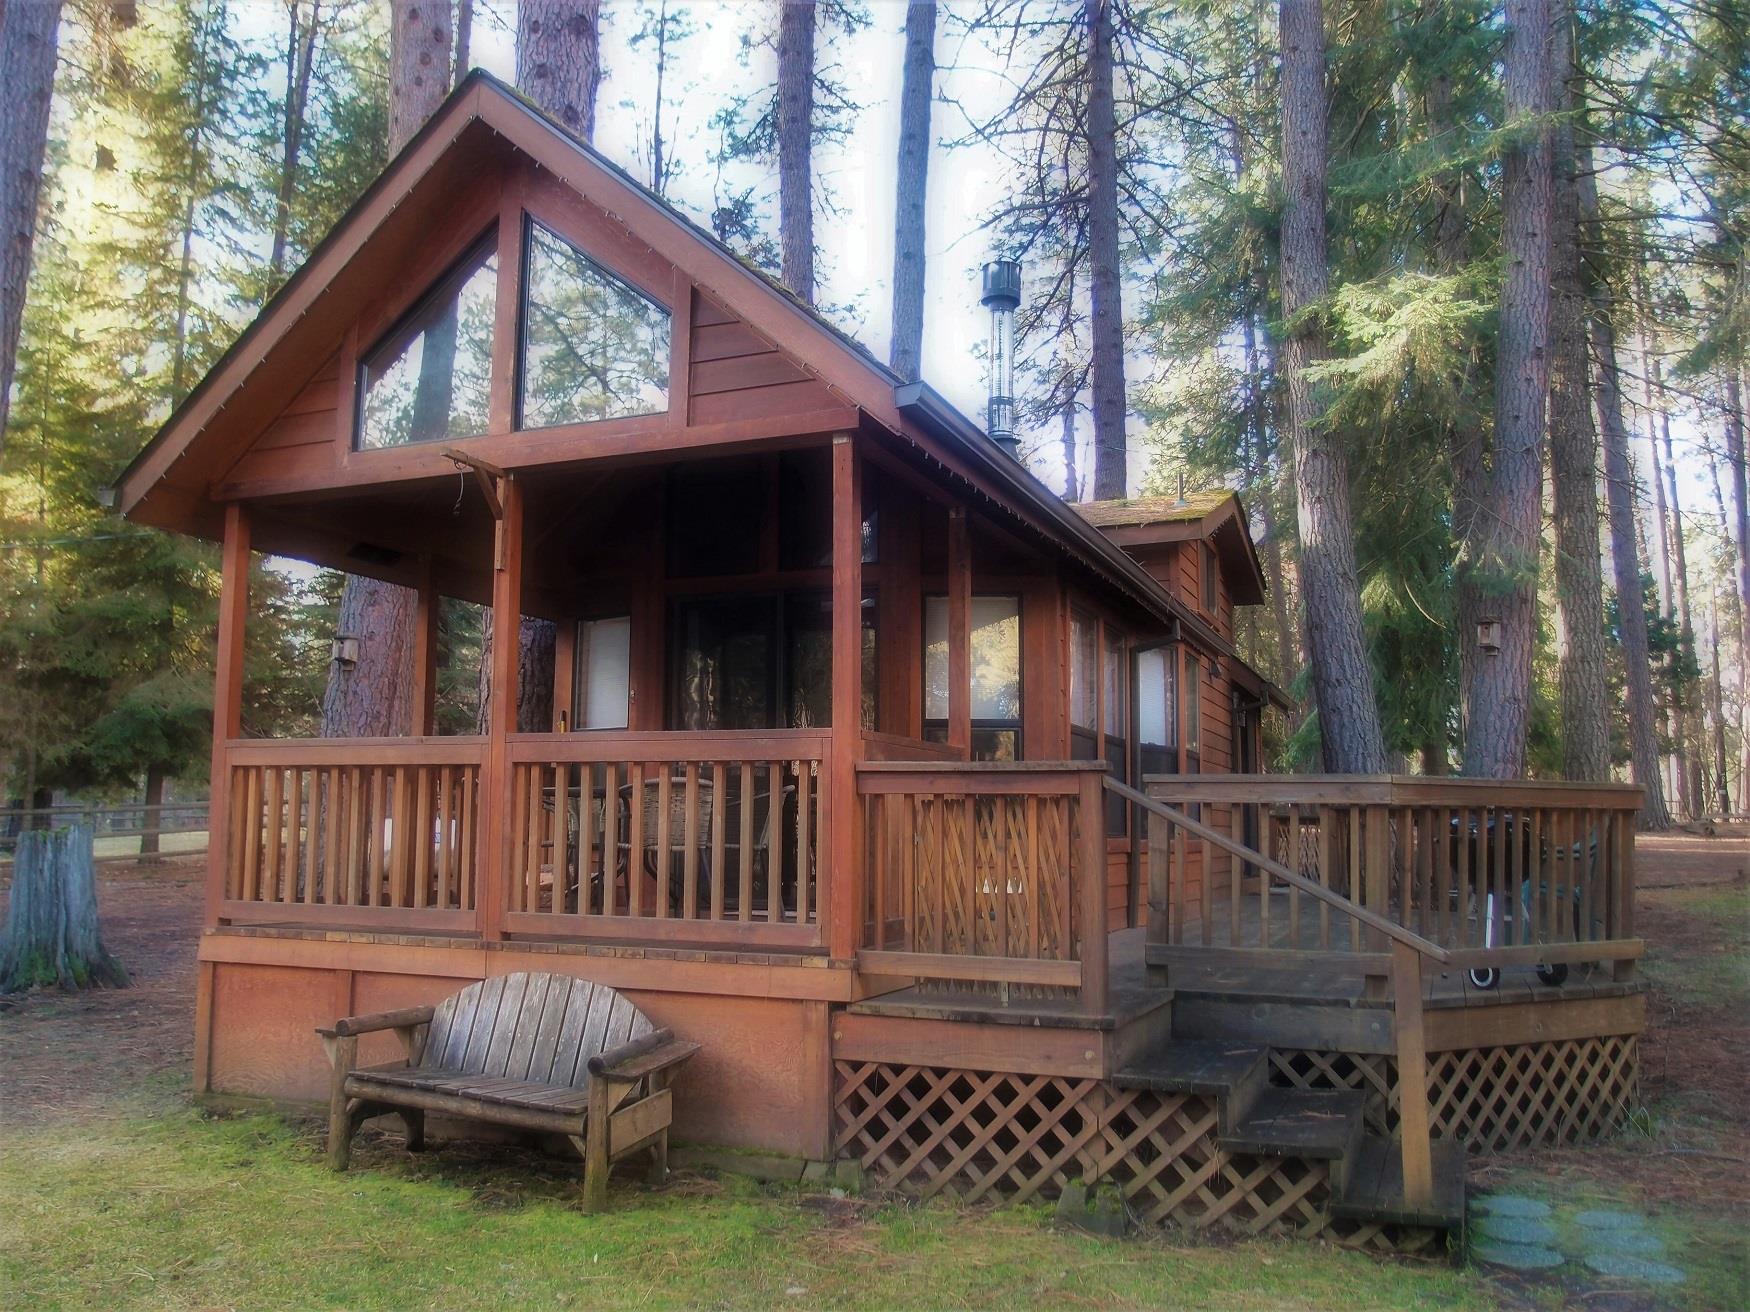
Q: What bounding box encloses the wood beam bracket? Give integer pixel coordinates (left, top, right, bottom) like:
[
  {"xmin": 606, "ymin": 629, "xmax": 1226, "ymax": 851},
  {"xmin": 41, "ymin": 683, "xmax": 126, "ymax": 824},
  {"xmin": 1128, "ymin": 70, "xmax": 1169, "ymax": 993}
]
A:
[{"xmin": 442, "ymin": 447, "xmax": 512, "ymax": 570}]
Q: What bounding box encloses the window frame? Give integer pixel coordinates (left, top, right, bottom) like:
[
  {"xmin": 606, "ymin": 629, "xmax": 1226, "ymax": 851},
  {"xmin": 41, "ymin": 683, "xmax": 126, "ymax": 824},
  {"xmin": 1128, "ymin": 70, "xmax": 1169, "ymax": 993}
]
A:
[
  {"xmin": 353, "ymin": 226, "xmax": 500, "ymax": 451},
  {"xmin": 1201, "ymin": 544, "xmax": 1218, "ymax": 614},
  {"xmin": 514, "ymin": 214, "xmax": 673, "ymax": 433},
  {"xmin": 922, "ymin": 591, "xmax": 1024, "ymax": 761}
]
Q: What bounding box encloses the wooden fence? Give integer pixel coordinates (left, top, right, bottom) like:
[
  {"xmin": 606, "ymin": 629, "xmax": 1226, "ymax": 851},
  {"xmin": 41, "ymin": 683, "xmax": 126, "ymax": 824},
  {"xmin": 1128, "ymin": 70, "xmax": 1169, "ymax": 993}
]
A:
[
  {"xmin": 1142, "ymin": 775, "xmax": 1643, "ymax": 975},
  {"xmin": 856, "ymin": 761, "xmax": 1109, "ymax": 1012}
]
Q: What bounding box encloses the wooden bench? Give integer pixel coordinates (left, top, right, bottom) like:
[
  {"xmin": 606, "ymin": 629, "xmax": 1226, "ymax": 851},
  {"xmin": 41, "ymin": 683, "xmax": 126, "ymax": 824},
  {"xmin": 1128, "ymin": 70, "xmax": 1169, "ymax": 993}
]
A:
[{"xmin": 317, "ymin": 972, "xmax": 699, "ymax": 1210}]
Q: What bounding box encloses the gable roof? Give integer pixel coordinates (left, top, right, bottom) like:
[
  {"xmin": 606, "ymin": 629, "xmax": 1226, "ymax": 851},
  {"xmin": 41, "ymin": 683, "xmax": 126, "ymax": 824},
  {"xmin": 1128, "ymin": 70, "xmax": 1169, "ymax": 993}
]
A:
[
  {"xmin": 1075, "ymin": 490, "xmax": 1234, "ymax": 529},
  {"xmin": 1075, "ymin": 490, "xmax": 1269, "ymax": 607},
  {"xmin": 117, "ymin": 70, "xmax": 1251, "ymax": 662}
]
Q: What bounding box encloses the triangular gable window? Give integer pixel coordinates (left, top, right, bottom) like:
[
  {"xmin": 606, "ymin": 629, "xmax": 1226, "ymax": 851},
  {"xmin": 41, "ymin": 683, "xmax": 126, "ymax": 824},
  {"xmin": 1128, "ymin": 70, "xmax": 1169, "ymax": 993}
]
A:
[
  {"xmin": 519, "ymin": 219, "xmax": 670, "ymax": 429},
  {"xmin": 358, "ymin": 234, "xmax": 498, "ymax": 449}
]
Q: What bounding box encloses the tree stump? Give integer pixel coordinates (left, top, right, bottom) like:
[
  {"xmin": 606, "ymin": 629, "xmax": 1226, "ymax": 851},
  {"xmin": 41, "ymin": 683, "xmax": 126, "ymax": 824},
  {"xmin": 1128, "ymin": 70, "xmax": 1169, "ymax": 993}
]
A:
[{"xmin": 0, "ymin": 824, "xmax": 129, "ymax": 992}]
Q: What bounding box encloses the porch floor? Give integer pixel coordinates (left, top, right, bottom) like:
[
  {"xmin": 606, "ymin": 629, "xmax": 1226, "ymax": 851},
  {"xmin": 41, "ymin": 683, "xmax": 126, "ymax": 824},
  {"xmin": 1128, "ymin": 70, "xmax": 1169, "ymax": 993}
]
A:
[{"xmin": 852, "ymin": 915, "xmax": 1644, "ymax": 1030}]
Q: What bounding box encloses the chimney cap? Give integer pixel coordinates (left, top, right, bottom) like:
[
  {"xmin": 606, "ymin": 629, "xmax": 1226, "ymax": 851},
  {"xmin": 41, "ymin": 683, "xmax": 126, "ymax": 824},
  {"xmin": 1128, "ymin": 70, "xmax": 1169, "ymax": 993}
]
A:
[{"xmin": 981, "ymin": 259, "xmax": 1022, "ymax": 310}]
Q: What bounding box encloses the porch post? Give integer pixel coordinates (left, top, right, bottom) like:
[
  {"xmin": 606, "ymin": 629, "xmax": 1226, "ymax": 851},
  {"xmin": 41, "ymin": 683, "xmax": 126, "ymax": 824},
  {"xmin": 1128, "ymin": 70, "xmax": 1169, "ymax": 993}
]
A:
[
  {"xmin": 947, "ymin": 506, "xmax": 972, "ymax": 756},
  {"xmin": 829, "ymin": 434, "xmax": 863, "ymax": 961},
  {"xmin": 480, "ymin": 476, "xmax": 523, "ymax": 942},
  {"xmin": 205, "ymin": 502, "xmax": 250, "ymax": 927},
  {"xmin": 410, "ymin": 555, "xmax": 439, "ymax": 736}
]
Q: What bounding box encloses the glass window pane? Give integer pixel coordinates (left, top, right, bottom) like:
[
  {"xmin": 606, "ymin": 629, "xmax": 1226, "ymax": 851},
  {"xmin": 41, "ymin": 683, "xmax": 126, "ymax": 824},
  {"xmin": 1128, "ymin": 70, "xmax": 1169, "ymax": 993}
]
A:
[
  {"xmin": 670, "ymin": 595, "xmax": 775, "ymax": 730},
  {"xmin": 923, "ymin": 596, "xmax": 948, "ymax": 721},
  {"xmin": 1070, "ymin": 612, "xmax": 1097, "ymax": 729},
  {"xmin": 924, "ymin": 595, "xmax": 1022, "ymax": 725},
  {"xmin": 359, "ymin": 238, "xmax": 497, "ymax": 449},
  {"xmin": 520, "ymin": 221, "xmax": 670, "ymax": 429},
  {"xmin": 971, "ymin": 596, "xmax": 1021, "ymax": 720},
  {"xmin": 577, "ymin": 617, "xmax": 631, "ymax": 730},
  {"xmin": 1137, "ymin": 648, "xmax": 1167, "ymax": 746}
]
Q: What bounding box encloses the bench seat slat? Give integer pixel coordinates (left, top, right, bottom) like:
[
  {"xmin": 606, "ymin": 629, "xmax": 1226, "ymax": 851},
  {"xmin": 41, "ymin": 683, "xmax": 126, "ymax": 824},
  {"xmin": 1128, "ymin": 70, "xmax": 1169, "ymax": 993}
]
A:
[{"xmin": 348, "ymin": 1067, "xmax": 592, "ymax": 1113}]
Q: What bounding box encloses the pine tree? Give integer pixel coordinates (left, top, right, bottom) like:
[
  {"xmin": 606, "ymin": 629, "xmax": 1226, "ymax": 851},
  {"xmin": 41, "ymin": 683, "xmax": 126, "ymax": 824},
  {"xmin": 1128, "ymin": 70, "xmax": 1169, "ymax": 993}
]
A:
[
  {"xmin": 0, "ymin": 0, "xmax": 65, "ymax": 458},
  {"xmin": 322, "ymin": 0, "xmax": 451, "ymax": 739},
  {"xmin": 888, "ymin": 0, "xmax": 935, "ymax": 381},
  {"xmin": 1277, "ymin": 0, "xmax": 1384, "ymax": 773}
]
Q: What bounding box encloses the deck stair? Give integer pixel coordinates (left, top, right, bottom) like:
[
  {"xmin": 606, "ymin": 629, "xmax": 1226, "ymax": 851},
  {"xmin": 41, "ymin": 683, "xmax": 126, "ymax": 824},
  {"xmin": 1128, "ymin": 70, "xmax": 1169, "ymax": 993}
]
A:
[{"xmin": 1113, "ymin": 1039, "xmax": 1465, "ymax": 1235}]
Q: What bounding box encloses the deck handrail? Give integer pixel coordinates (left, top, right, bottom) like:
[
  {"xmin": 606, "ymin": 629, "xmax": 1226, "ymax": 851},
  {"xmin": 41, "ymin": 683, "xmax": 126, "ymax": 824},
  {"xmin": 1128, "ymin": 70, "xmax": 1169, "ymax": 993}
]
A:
[
  {"xmin": 1106, "ymin": 774, "xmax": 1442, "ymax": 1210},
  {"xmin": 1103, "ymin": 776, "xmax": 1449, "ymax": 965}
]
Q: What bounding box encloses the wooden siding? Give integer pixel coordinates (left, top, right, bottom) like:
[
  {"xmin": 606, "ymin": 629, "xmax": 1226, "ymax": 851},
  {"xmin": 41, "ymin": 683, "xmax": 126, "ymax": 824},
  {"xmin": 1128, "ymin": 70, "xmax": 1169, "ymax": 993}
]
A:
[
  {"xmin": 223, "ymin": 353, "xmax": 342, "ymax": 488},
  {"xmin": 687, "ymin": 294, "xmax": 842, "ymax": 426}
]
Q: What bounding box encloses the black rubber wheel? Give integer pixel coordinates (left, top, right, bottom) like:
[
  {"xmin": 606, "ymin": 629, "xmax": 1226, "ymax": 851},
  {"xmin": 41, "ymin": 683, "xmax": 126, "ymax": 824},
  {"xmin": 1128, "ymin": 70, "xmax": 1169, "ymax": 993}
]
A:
[
  {"xmin": 1467, "ymin": 967, "xmax": 1499, "ymax": 990},
  {"xmin": 1536, "ymin": 963, "xmax": 1570, "ymax": 987}
]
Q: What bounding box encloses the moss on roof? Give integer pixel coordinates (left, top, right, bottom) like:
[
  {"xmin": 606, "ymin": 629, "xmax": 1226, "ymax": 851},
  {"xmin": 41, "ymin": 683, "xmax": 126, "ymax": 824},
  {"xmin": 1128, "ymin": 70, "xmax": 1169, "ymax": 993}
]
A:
[{"xmin": 1073, "ymin": 489, "xmax": 1235, "ymax": 528}]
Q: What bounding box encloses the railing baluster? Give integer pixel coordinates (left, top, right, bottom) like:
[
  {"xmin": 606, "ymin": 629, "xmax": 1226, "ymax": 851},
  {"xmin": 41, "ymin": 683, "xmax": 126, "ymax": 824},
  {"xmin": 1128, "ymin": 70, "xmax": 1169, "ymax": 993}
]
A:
[
  {"xmin": 796, "ymin": 763, "xmax": 812, "ymax": 926},
  {"xmin": 710, "ymin": 763, "xmax": 727, "ymax": 922},
  {"xmin": 736, "ymin": 763, "xmax": 753, "ymax": 923}
]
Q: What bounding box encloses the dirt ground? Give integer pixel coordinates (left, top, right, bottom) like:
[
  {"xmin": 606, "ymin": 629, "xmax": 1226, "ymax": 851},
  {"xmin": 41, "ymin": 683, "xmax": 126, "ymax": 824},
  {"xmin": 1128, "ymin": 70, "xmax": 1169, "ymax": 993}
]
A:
[{"xmin": 0, "ymin": 854, "xmax": 202, "ymax": 1123}]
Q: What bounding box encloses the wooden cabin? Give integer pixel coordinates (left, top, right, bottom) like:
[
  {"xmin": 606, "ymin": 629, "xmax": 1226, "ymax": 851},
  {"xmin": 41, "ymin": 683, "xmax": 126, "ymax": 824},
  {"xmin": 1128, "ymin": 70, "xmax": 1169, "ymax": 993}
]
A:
[{"xmin": 120, "ymin": 74, "xmax": 1647, "ymax": 1247}]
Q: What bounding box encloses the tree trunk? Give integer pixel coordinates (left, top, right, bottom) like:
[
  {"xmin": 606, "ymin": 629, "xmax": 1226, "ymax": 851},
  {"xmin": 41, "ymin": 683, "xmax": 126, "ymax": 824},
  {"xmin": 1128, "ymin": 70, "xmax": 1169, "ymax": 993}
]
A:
[
  {"xmin": 322, "ymin": 0, "xmax": 451, "ymax": 740},
  {"xmin": 387, "ymin": 0, "xmax": 452, "ymax": 157},
  {"xmin": 1461, "ymin": 0, "xmax": 1554, "ymax": 780},
  {"xmin": 454, "ymin": 0, "xmax": 473, "ymax": 88},
  {"xmin": 1430, "ymin": 68, "xmax": 1487, "ymax": 758},
  {"xmin": 0, "ymin": 0, "xmax": 63, "ymax": 458},
  {"xmin": 0, "ymin": 826, "xmax": 129, "ymax": 993},
  {"xmin": 1277, "ymin": 0, "xmax": 1384, "ymax": 773},
  {"xmin": 888, "ymin": 0, "xmax": 935, "ymax": 381},
  {"xmin": 474, "ymin": 610, "xmax": 556, "ymax": 735},
  {"xmin": 1546, "ymin": 9, "xmax": 1610, "ymax": 782},
  {"xmin": 777, "ymin": 0, "xmax": 816, "ymax": 302},
  {"xmin": 1086, "ymin": 0, "xmax": 1126, "ymax": 500},
  {"xmin": 269, "ymin": 0, "xmax": 321, "ymax": 278},
  {"xmin": 1579, "ymin": 153, "xmax": 1670, "ymax": 826},
  {"xmin": 1060, "ymin": 395, "xmax": 1078, "ymax": 500},
  {"xmin": 517, "ymin": 0, "xmax": 602, "ymax": 141},
  {"xmin": 1726, "ymin": 370, "xmax": 1750, "ymax": 813},
  {"xmin": 139, "ymin": 766, "xmax": 166, "ymax": 862}
]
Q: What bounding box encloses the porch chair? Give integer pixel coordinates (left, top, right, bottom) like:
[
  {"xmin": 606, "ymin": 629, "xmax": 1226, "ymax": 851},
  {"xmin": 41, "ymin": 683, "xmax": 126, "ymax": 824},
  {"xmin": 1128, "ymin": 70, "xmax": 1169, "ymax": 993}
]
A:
[
  {"xmin": 615, "ymin": 770, "xmax": 798, "ymax": 916},
  {"xmin": 317, "ymin": 972, "xmax": 699, "ymax": 1210}
]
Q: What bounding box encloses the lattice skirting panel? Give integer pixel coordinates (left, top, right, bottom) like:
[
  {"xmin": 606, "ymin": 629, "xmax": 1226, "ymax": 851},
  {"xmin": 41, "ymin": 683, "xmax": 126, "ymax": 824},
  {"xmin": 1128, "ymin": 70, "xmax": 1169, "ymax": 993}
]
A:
[
  {"xmin": 1269, "ymin": 1034, "xmax": 1640, "ymax": 1153},
  {"xmin": 833, "ymin": 1062, "xmax": 1400, "ymax": 1242}
]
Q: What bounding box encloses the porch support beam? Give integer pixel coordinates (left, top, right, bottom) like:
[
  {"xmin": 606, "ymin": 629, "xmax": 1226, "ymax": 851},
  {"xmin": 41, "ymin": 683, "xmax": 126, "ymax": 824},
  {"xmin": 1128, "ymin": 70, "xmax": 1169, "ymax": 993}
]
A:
[
  {"xmin": 410, "ymin": 556, "xmax": 439, "ymax": 736},
  {"xmin": 947, "ymin": 505, "xmax": 972, "ymax": 757},
  {"xmin": 480, "ymin": 475, "xmax": 524, "ymax": 942},
  {"xmin": 206, "ymin": 502, "xmax": 251, "ymax": 927},
  {"xmin": 829, "ymin": 434, "xmax": 863, "ymax": 962}
]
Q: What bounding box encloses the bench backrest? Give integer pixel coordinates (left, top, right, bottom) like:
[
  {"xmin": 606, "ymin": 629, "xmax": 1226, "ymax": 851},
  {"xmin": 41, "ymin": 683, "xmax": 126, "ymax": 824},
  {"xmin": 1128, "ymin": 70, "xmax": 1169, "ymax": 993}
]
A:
[{"xmin": 422, "ymin": 973, "xmax": 654, "ymax": 1089}]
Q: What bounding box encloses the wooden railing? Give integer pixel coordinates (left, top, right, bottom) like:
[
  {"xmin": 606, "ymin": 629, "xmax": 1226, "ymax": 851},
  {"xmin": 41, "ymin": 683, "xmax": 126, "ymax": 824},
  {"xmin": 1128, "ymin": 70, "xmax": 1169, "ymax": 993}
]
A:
[
  {"xmin": 1140, "ymin": 775, "xmax": 1643, "ymax": 976},
  {"xmin": 856, "ymin": 762, "xmax": 1110, "ymax": 1013},
  {"xmin": 1110, "ymin": 776, "xmax": 1451, "ymax": 1212},
  {"xmin": 223, "ymin": 738, "xmax": 484, "ymax": 930},
  {"xmin": 502, "ymin": 731, "xmax": 829, "ymax": 949}
]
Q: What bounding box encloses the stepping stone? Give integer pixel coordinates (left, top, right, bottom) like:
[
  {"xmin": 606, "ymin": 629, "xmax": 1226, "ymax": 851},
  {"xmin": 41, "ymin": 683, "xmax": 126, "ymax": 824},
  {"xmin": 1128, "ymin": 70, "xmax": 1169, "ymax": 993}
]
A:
[
  {"xmin": 1475, "ymin": 1214, "xmax": 1559, "ymax": 1246},
  {"xmin": 1582, "ymin": 1253, "xmax": 1685, "ymax": 1284},
  {"xmin": 1597, "ymin": 1229, "xmax": 1667, "ymax": 1257},
  {"xmin": 1472, "ymin": 1193, "xmax": 1551, "ymax": 1219},
  {"xmin": 1574, "ymin": 1208, "xmax": 1647, "ymax": 1231},
  {"xmin": 1473, "ymin": 1240, "xmax": 1566, "ymax": 1271}
]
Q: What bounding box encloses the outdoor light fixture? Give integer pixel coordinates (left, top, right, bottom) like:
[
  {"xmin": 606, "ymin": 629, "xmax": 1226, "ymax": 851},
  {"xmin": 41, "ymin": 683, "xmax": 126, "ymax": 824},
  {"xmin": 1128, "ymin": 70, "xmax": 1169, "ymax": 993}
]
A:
[
  {"xmin": 330, "ymin": 635, "xmax": 360, "ymax": 668},
  {"xmin": 1476, "ymin": 619, "xmax": 1503, "ymax": 655},
  {"xmin": 981, "ymin": 259, "xmax": 1022, "ymax": 458}
]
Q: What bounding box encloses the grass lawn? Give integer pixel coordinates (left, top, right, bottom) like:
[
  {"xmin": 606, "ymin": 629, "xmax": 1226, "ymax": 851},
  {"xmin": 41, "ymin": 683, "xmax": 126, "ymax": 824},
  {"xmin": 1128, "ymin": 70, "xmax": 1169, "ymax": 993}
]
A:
[{"xmin": 0, "ymin": 1101, "xmax": 1486, "ymax": 1312}]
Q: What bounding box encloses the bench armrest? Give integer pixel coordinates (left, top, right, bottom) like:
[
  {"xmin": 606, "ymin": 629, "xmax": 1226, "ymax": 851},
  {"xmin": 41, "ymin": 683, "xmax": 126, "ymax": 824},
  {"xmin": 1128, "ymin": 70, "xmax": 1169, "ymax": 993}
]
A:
[
  {"xmin": 588, "ymin": 1028, "xmax": 701, "ymax": 1083},
  {"xmin": 315, "ymin": 1004, "xmax": 435, "ymax": 1040}
]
